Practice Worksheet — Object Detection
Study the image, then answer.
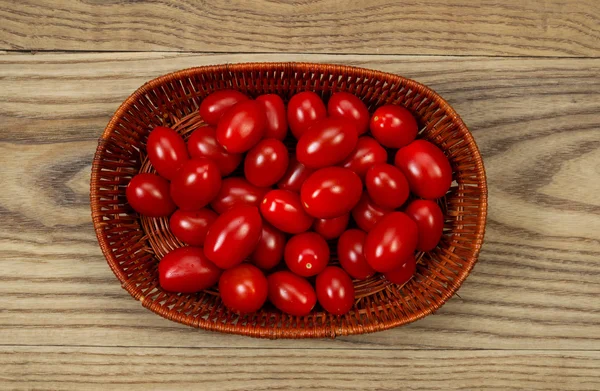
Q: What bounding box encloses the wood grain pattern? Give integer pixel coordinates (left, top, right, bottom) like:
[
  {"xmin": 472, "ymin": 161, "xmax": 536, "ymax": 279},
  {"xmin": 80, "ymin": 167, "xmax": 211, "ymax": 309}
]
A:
[{"xmin": 1, "ymin": 0, "xmax": 599, "ymax": 56}]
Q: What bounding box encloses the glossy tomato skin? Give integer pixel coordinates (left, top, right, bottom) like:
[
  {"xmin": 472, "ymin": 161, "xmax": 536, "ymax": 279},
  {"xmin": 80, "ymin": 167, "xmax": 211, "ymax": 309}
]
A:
[
  {"xmin": 341, "ymin": 136, "xmax": 388, "ymax": 180},
  {"xmin": 351, "ymin": 193, "xmax": 391, "ymax": 232},
  {"xmin": 260, "ymin": 189, "xmax": 314, "ymax": 234},
  {"xmin": 287, "ymin": 91, "xmax": 327, "ymax": 139},
  {"xmin": 203, "ymin": 205, "xmax": 262, "ymax": 269},
  {"xmin": 256, "ymin": 94, "xmax": 288, "ymax": 140},
  {"xmin": 199, "ymin": 89, "xmax": 249, "ymax": 126},
  {"xmin": 404, "ymin": 199, "xmax": 444, "ymax": 251},
  {"xmin": 365, "ymin": 163, "xmax": 410, "ymax": 209},
  {"xmin": 187, "ymin": 125, "xmax": 242, "ymax": 176},
  {"xmin": 267, "ymin": 271, "xmax": 317, "ymax": 316},
  {"xmin": 210, "ymin": 177, "xmax": 269, "ymax": 214},
  {"xmin": 316, "ymin": 266, "xmax": 355, "ymax": 316},
  {"xmin": 244, "ymin": 139, "xmax": 289, "ymax": 187},
  {"xmin": 169, "ymin": 208, "xmax": 217, "ymax": 246},
  {"xmin": 250, "ymin": 223, "xmax": 286, "ymax": 270},
  {"xmin": 284, "ymin": 232, "xmax": 330, "ymax": 277},
  {"xmin": 219, "ymin": 263, "xmax": 268, "ymax": 314},
  {"xmin": 216, "ymin": 100, "xmax": 267, "ymax": 153},
  {"xmin": 364, "ymin": 212, "xmax": 419, "ymax": 273},
  {"xmin": 337, "ymin": 229, "xmax": 376, "ymax": 280},
  {"xmin": 384, "ymin": 254, "xmax": 416, "ymax": 285},
  {"xmin": 146, "ymin": 126, "xmax": 189, "ymax": 180},
  {"xmin": 327, "ymin": 92, "xmax": 370, "ymax": 135},
  {"xmin": 159, "ymin": 247, "xmax": 221, "ymax": 293},
  {"xmin": 296, "ymin": 117, "xmax": 359, "ymax": 168},
  {"xmin": 300, "ymin": 167, "xmax": 362, "ymax": 219},
  {"xmin": 370, "ymin": 105, "xmax": 418, "ymax": 148},
  {"xmin": 313, "ymin": 214, "xmax": 349, "ymax": 240},
  {"xmin": 126, "ymin": 173, "xmax": 176, "ymax": 217},
  {"xmin": 277, "ymin": 157, "xmax": 314, "ymax": 193},
  {"xmin": 394, "ymin": 140, "xmax": 452, "ymax": 199},
  {"xmin": 170, "ymin": 158, "xmax": 222, "ymax": 211}
]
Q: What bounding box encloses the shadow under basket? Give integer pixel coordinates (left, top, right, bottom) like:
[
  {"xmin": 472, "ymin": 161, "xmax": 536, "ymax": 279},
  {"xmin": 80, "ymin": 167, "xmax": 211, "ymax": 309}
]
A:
[{"xmin": 90, "ymin": 62, "xmax": 488, "ymax": 339}]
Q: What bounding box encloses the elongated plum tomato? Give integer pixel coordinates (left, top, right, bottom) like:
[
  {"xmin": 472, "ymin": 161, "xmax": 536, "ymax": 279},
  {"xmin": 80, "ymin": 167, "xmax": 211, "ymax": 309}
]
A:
[
  {"xmin": 316, "ymin": 266, "xmax": 355, "ymax": 316},
  {"xmin": 327, "ymin": 92, "xmax": 370, "ymax": 135},
  {"xmin": 210, "ymin": 177, "xmax": 269, "ymax": 214},
  {"xmin": 250, "ymin": 223, "xmax": 286, "ymax": 270},
  {"xmin": 364, "ymin": 212, "xmax": 418, "ymax": 273},
  {"xmin": 404, "ymin": 199, "xmax": 444, "ymax": 251},
  {"xmin": 256, "ymin": 94, "xmax": 287, "ymax": 140},
  {"xmin": 394, "ymin": 140, "xmax": 452, "ymax": 199},
  {"xmin": 159, "ymin": 247, "xmax": 221, "ymax": 293},
  {"xmin": 300, "ymin": 167, "xmax": 362, "ymax": 219},
  {"xmin": 267, "ymin": 271, "xmax": 316, "ymax": 316},
  {"xmin": 203, "ymin": 205, "xmax": 262, "ymax": 269},
  {"xmin": 284, "ymin": 232, "xmax": 330, "ymax": 277},
  {"xmin": 287, "ymin": 91, "xmax": 327, "ymax": 139},
  {"xmin": 337, "ymin": 229, "xmax": 376, "ymax": 280},
  {"xmin": 244, "ymin": 139, "xmax": 289, "ymax": 187},
  {"xmin": 313, "ymin": 214, "xmax": 349, "ymax": 240},
  {"xmin": 351, "ymin": 193, "xmax": 391, "ymax": 232},
  {"xmin": 169, "ymin": 208, "xmax": 217, "ymax": 247},
  {"xmin": 365, "ymin": 163, "xmax": 409, "ymax": 209},
  {"xmin": 296, "ymin": 117, "xmax": 358, "ymax": 169},
  {"xmin": 187, "ymin": 125, "xmax": 241, "ymax": 176},
  {"xmin": 219, "ymin": 263, "xmax": 268, "ymax": 314},
  {"xmin": 146, "ymin": 126, "xmax": 189, "ymax": 180},
  {"xmin": 260, "ymin": 189, "xmax": 314, "ymax": 234},
  {"xmin": 170, "ymin": 158, "xmax": 221, "ymax": 211},
  {"xmin": 277, "ymin": 156, "xmax": 314, "ymax": 193},
  {"xmin": 384, "ymin": 254, "xmax": 416, "ymax": 285},
  {"xmin": 341, "ymin": 136, "xmax": 388, "ymax": 180},
  {"xmin": 370, "ymin": 105, "xmax": 418, "ymax": 148},
  {"xmin": 199, "ymin": 89, "xmax": 249, "ymax": 126},
  {"xmin": 216, "ymin": 100, "xmax": 267, "ymax": 153},
  {"xmin": 126, "ymin": 173, "xmax": 176, "ymax": 217}
]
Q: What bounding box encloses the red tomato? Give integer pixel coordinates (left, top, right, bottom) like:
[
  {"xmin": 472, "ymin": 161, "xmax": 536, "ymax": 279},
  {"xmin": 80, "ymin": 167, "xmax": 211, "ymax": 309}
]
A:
[
  {"xmin": 219, "ymin": 263, "xmax": 268, "ymax": 314},
  {"xmin": 351, "ymin": 193, "xmax": 391, "ymax": 232},
  {"xmin": 287, "ymin": 91, "xmax": 327, "ymax": 139},
  {"xmin": 210, "ymin": 177, "xmax": 269, "ymax": 214},
  {"xmin": 170, "ymin": 158, "xmax": 222, "ymax": 211},
  {"xmin": 284, "ymin": 232, "xmax": 330, "ymax": 277},
  {"xmin": 296, "ymin": 117, "xmax": 359, "ymax": 168},
  {"xmin": 404, "ymin": 199, "xmax": 444, "ymax": 251},
  {"xmin": 126, "ymin": 173, "xmax": 176, "ymax": 217},
  {"xmin": 394, "ymin": 140, "xmax": 452, "ymax": 199},
  {"xmin": 146, "ymin": 126, "xmax": 189, "ymax": 180},
  {"xmin": 315, "ymin": 266, "xmax": 355, "ymax": 316},
  {"xmin": 256, "ymin": 94, "xmax": 287, "ymax": 140},
  {"xmin": 364, "ymin": 212, "xmax": 418, "ymax": 272},
  {"xmin": 199, "ymin": 89, "xmax": 249, "ymax": 126},
  {"xmin": 365, "ymin": 163, "xmax": 410, "ymax": 209},
  {"xmin": 337, "ymin": 229, "xmax": 376, "ymax": 280},
  {"xmin": 159, "ymin": 247, "xmax": 221, "ymax": 293},
  {"xmin": 300, "ymin": 167, "xmax": 362, "ymax": 219},
  {"xmin": 187, "ymin": 125, "xmax": 242, "ymax": 176},
  {"xmin": 267, "ymin": 271, "xmax": 317, "ymax": 316},
  {"xmin": 216, "ymin": 100, "xmax": 266, "ymax": 153},
  {"xmin": 250, "ymin": 223, "xmax": 286, "ymax": 270},
  {"xmin": 169, "ymin": 208, "xmax": 217, "ymax": 246},
  {"xmin": 313, "ymin": 214, "xmax": 349, "ymax": 240},
  {"xmin": 327, "ymin": 92, "xmax": 370, "ymax": 135},
  {"xmin": 244, "ymin": 139, "xmax": 289, "ymax": 187},
  {"xmin": 370, "ymin": 105, "xmax": 418, "ymax": 148},
  {"xmin": 341, "ymin": 136, "xmax": 388, "ymax": 180},
  {"xmin": 277, "ymin": 156, "xmax": 314, "ymax": 193},
  {"xmin": 203, "ymin": 205, "xmax": 262, "ymax": 269},
  {"xmin": 384, "ymin": 254, "xmax": 416, "ymax": 285},
  {"xmin": 260, "ymin": 189, "xmax": 314, "ymax": 234}
]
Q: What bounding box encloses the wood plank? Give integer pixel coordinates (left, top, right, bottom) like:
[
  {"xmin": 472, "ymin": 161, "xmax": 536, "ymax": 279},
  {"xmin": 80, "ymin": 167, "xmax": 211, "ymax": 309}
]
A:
[
  {"xmin": 1, "ymin": 0, "xmax": 599, "ymax": 56},
  {"xmin": 1, "ymin": 52, "xmax": 599, "ymax": 350}
]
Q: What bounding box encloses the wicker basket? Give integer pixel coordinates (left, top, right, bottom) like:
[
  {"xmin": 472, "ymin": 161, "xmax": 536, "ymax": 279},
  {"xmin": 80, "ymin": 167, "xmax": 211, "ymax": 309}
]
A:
[{"xmin": 90, "ymin": 62, "xmax": 487, "ymax": 339}]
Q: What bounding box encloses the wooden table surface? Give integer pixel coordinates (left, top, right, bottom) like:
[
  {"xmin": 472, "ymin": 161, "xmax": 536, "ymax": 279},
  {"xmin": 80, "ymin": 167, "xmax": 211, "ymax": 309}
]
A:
[{"xmin": 1, "ymin": 1, "xmax": 599, "ymax": 390}]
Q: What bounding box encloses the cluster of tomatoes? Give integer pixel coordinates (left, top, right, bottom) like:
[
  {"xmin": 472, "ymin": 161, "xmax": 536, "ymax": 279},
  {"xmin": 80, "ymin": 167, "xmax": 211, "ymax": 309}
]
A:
[{"xmin": 126, "ymin": 89, "xmax": 452, "ymax": 316}]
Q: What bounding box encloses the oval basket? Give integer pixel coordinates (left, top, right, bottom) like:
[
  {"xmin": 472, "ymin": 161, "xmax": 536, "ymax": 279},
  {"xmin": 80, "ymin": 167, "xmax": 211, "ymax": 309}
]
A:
[{"xmin": 90, "ymin": 62, "xmax": 487, "ymax": 339}]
